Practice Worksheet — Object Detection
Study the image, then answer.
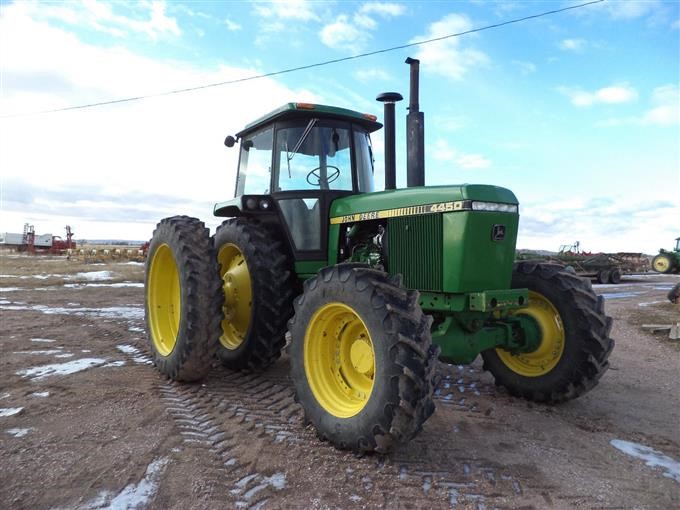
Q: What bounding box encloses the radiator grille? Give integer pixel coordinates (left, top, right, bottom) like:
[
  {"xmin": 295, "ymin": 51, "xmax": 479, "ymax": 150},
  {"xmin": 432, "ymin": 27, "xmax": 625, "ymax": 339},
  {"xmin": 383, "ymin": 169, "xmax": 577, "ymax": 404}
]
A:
[{"xmin": 387, "ymin": 214, "xmax": 443, "ymax": 291}]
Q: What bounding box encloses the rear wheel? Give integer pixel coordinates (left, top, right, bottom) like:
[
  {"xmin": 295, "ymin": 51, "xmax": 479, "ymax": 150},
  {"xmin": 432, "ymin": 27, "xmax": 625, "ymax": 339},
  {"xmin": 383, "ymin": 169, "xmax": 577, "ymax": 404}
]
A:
[
  {"xmin": 482, "ymin": 262, "xmax": 614, "ymax": 403},
  {"xmin": 609, "ymin": 268, "xmax": 622, "ymax": 284},
  {"xmin": 213, "ymin": 219, "xmax": 295, "ymax": 370},
  {"xmin": 145, "ymin": 216, "xmax": 222, "ymax": 381},
  {"xmin": 597, "ymin": 270, "xmax": 610, "ymax": 284},
  {"xmin": 289, "ymin": 264, "xmax": 438, "ymax": 453},
  {"xmin": 652, "ymin": 254, "xmax": 673, "ymax": 274}
]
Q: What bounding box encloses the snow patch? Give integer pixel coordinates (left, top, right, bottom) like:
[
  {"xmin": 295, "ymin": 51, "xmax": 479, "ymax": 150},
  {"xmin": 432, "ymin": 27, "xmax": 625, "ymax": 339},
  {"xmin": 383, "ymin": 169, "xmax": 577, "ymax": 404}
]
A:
[
  {"xmin": 64, "ymin": 282, "xmax": 143, "ymax": 289},
  {"xmin": 611, "ymin": 439, "xmax": 680, "ymax": 483},
  {"xmin": 6, "ymin": 427, "xmax": 32, "ymax": 437},
  {"xmin": 55, "ymin": 353, "xmax": 75, "ymax": 358},
  {"xmin": 31, "ymin": 338, "xmax": 56, "ymax": 343},
  {"xmin": 17, "ymin": 358, "xmax": 107, "ymax": 380},
  {"xmin": 79, "ymin": 457, "xmax": 169, "ymax": 509},
  {"xmin": 0, "ymin": 287, "xmax": 21, "ymax": 292},
  {"xmin": 638, "ymin": 301, "xmax": 666, "ymax": 307},
  {"xmin": 32, "ymin": 391, "xmax": 50, "ymax": 398},
  {"xmin": 117, "ymin": 344, "xmax": 152, "ymax": 364},
  {"xmin": 1, "ymin": 303, "xmax": 144, "ymax": 321},
  {"xmin": 0, "ymin": 407, "xmax": 23, "ymax": 417},
  {"xmin": 601, "ymin": 292, "xmax": 643, "ymax": 300},
  {"xmin": 14, "ymin": 349, "xmax": 63, "ymax": 355},
  {"xmin": 67, "ymin": 271, "xmax": 114, "ymax": 281}
]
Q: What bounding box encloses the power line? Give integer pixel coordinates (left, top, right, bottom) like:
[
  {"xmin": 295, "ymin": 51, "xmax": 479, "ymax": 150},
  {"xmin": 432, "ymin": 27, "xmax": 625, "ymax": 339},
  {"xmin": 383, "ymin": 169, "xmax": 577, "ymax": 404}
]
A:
[{"xmin": 2, "ymin": 0, "xmax": 605, "ymax": 118}]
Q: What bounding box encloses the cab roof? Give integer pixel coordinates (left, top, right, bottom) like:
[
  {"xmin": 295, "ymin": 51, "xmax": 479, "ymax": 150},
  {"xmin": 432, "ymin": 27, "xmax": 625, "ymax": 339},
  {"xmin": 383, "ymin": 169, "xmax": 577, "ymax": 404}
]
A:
[{"xmin": 236, "ymin": 103, "xmax": 383, "ymax": 138}]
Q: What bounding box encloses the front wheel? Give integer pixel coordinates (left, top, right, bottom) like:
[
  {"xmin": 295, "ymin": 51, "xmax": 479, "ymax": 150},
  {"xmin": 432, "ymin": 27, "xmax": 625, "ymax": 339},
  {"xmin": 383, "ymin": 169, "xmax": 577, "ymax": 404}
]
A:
[
  {"xmin": 482, "ymin": 262, "xmax": 614, "ymax": 403},
  {"xmin": 289, "ymin": 265, "xmax": 438, "ymax": 453}
]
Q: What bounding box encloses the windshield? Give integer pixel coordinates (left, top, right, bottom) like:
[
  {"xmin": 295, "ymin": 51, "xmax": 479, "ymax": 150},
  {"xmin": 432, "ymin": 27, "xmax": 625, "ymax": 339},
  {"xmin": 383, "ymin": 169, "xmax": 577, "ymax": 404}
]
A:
[{"xmin": 274, "ymin": 122, "xmax": 374, "ymax": 193}]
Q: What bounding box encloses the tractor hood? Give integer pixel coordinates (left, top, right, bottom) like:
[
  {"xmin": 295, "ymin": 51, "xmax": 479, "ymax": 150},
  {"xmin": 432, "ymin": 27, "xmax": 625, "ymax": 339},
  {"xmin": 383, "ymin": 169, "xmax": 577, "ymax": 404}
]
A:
[{"xmin": 329, "ymin": 184, "xmax": 518, "ymax": 223}]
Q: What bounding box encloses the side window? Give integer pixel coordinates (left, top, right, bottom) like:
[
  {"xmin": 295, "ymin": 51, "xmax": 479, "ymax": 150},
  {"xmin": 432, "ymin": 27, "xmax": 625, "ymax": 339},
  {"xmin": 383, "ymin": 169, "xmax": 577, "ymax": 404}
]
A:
[
  {"xmin": 235, "ymin": 127, "xmax": 273, "ymax": 196},
  {"xmin": 275, "ymin": 124, "xmax": 353, "ymax": 192}
]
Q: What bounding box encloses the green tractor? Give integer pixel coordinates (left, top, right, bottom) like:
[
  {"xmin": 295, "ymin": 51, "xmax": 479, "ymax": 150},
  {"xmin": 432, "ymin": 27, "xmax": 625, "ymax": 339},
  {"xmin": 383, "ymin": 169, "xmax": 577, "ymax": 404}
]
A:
[
  {"xmin": 145, "ymin": 59, "xmax": 613, "ymax": 453},
  {"xmin": 651, "ymin": 238, "xmax": 680, "ymax": 274}
]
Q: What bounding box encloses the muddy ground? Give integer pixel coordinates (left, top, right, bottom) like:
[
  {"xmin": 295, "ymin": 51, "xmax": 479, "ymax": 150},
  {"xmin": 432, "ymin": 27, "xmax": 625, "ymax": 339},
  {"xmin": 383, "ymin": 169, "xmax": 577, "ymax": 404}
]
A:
[{"xmin": 1, "ymin": 252, "xmax": 678, "ymax": 509}]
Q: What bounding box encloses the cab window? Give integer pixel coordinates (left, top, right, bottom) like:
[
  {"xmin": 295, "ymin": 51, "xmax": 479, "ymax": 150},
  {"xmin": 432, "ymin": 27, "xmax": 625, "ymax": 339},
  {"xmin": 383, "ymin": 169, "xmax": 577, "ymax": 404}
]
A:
[
  {"xmin": 274, "ymin": 122, "xmax": 353, "ymax": 192},
  {"xmin": 235, "ymin": 127, "xmax": 273, "ymax": 195}
]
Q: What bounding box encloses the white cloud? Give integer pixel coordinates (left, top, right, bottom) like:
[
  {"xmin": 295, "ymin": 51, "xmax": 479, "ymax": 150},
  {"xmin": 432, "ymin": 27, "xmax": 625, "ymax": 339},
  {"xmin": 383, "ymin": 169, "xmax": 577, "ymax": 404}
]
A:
[
  {"xmin": 224, "ymin": 18, "xmax": 241, "ymax": 31},
  {"xmin": 319, "ymin": 2, "xmax": 406, "ymax": 51},
  {"xmin": 643, "ymin": 84, "xmax": 680, "ymax": 126},
  {"xmin": 410, "ymin": 14, "xmax": 489, "ymax": 80},
  {"xmin": 558, "ymin": 84, "xmax": 638, "ymax": 107},
  {"xmin": 359, "ymin": 2, "xmax": 406, "ymax": 17},
  {"xmin": 320, "ymin": 15, "xmax": 363, "ymax": 52},
  {"xmin": 253, "ymin": 0, "xmax": 320, "ymax": 22},
  {"xmin": 559, "ymin": 38, "xmax": 587, "ymax": 52},
  {"xmin": 432, "ymin": 140, "xmax": 491, "ymax": 169},
  {"xmin": 0, "ymin": 4, "xmax": 318, "ymax": 239},
  {"xmin": 18, "ymin": 0, "xmax": 181, "ymax": 40}
]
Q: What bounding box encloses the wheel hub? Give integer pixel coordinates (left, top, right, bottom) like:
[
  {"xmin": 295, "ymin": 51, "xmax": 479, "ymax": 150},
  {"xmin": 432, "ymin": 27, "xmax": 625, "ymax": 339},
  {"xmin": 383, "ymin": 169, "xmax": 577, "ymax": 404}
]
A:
[
  {"xmin": 217, "ymin": 244, "xmax": 252, "ymax": 350},
  {"xmin": 350, "ymin": 338, "xmax": 374, "ymax": 375}
]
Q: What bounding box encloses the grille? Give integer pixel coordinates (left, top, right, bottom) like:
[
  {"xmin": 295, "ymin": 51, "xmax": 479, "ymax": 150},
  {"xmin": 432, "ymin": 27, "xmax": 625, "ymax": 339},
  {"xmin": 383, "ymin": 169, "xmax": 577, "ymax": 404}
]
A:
[{"xmin": 387, "ymin": 214, "xmax": 443, "ymax": 291}]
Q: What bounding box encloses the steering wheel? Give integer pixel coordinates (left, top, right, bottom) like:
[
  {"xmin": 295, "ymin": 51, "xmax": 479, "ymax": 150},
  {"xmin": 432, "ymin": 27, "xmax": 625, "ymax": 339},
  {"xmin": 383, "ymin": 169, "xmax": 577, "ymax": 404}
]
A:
[{"xmin": 306, "ymin": 165, "xmax": 341, "ymax": 186}]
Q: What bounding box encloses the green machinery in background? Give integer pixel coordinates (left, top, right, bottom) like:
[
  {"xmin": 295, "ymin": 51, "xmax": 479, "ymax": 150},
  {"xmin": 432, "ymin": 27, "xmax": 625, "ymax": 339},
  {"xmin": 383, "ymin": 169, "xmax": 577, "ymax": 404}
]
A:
[
  {"xmin": 652, "ymin": 237, "xmax": 680, "ymax": 274},
  {"xmin": 145, "ymin": 59, "xmax": 614, "ymax": 453}
]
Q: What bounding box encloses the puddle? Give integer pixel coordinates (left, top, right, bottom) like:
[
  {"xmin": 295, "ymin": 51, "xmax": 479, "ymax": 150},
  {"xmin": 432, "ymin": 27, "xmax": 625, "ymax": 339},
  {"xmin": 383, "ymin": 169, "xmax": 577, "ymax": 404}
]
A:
[
  {"xmin": 0, "ymin": 407, "xmax": 23, "ymax": 417},
  {"xmin": 6, "ymin": 427, "xmax": 32, "ymax": 437},
  {"xmin": 611, "ymin": 439, "xmax": 680, "ymax": 483},
  {"xmin": 17, "ymin": 358, "xmax": 108, "ymax": 381}
]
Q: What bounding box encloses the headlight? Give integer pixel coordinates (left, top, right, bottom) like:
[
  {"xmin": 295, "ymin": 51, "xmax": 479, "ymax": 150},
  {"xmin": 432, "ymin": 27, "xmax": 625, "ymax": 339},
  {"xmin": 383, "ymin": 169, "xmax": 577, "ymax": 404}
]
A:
[{"xmin": 471, "ymin": 201, "xmax": 518, "ymax": 213}]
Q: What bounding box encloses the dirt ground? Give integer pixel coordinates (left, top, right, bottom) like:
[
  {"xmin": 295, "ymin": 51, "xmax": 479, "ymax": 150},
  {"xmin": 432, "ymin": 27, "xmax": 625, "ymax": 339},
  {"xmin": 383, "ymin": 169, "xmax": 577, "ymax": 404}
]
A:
[{"xmin": 1, "ymin": 252, "xmax": 678, "ymax": 509}]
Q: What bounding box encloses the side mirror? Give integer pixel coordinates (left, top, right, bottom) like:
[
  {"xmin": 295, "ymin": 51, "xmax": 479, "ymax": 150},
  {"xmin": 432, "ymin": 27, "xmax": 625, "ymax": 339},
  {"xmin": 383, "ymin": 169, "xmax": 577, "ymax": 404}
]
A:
[{"xmin": 224, "ymin": 135, "xmax": 237, "ymax": 148}]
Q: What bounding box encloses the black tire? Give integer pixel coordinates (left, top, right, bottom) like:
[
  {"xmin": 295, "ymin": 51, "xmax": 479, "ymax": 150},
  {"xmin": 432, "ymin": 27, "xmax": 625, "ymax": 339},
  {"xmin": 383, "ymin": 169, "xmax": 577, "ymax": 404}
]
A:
[
  {"xmin": 289, "ymin": 264, "xmax": 439, "ymax": 453},
  {"xmin": 597, "ymin": 269, "xmax": 610, "ymax": 284},
  {"xmin": 145, "ymin": 216, "xmax": 222, "ymax": 382},
  {"xmin": 668, "ymin": 283, "xmax": 680, "ymax": 304},
  {"xmin": 213, "ymin": 218, "xmax": 295, "ymax": 371},
  {"xmin": 609, "ymin": 268, "xmax": 622, "ymax": 284},
  {"xmin": 481, "ymin": 262, "xmax": 614, "ymax": 403},
  {"xmin": 651, "ymin": 254, "xmax": 674, "ymax": 274}
]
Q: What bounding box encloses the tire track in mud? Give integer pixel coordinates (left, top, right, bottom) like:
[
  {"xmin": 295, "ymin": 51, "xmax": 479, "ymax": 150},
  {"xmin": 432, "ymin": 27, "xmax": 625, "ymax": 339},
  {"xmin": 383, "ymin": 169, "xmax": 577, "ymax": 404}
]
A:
[{"xmin": 99, "ymin": 316, "xmax": 589, "ymax": 508}]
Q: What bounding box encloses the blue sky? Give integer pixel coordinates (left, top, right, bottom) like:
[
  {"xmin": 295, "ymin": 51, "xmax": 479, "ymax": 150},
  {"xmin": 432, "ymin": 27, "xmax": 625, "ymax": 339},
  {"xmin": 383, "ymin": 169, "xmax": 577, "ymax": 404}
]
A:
[{"xmin": 0, "ymin": 0, "xmax": 678, "ymax": 253}]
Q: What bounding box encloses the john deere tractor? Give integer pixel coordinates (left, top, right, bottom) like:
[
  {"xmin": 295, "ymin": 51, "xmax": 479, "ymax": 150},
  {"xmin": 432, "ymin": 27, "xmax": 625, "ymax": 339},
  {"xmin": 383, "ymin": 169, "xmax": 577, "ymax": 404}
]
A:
[
  {"xmin": 145, "ymin": 59, "xmax": 614, "ymax": 453},
  {"xmin": 651, "ymin": 238, "xmax": 680, "ymax": 274}
]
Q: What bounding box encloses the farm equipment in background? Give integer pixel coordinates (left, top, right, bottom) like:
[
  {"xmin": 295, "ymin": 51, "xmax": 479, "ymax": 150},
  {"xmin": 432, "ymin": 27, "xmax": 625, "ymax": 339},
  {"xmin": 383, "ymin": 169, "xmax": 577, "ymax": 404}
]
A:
[
  {"xmin": 516, "ymin": 241, "xmax": 648, "ymax": 284},
  {"xmin": 145, "ymin": 59, "xmax": 614, "ymax": 453},
  {"xmin": 651, "ymin": 238, "xmax": 680, "ymax": 274}
]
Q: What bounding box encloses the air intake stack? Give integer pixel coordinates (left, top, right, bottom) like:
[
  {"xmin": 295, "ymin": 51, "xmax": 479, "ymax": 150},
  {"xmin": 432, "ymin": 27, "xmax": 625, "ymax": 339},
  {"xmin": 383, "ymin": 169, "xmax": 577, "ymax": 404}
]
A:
[
  {"xmin": 376, "ymin": 92, "xmax": 403, "ymax": 190},
  {"xmin": 405, "ymin": 57, "xmax": 425, "ymax": 187}
]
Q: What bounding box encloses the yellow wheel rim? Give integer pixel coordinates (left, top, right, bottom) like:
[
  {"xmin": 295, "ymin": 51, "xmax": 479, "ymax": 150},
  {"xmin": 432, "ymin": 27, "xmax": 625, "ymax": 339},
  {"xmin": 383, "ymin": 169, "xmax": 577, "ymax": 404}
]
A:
[
  {"xmin": 653, "ymin": 256, "xmax": 670, "ymax": 273},
  {"xmin": 496, "ymin": 291, "xmax": 565, "ymax": 377},
  {"xmin": 147, "ymin": 244, "xmax": 181, "ymax": 357},
  {"xmin": 217, "ymin": 243, "xmax": 252, "ymax": 350},
  {"xmin": 304, "ymin": 302, "xmax": 375, "ymax": 418}
]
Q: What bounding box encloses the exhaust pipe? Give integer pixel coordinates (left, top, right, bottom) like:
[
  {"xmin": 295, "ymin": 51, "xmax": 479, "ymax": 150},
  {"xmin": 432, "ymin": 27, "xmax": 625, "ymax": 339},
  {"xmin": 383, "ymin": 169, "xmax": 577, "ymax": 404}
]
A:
[
  {"xmin": 405, "ymin": 57, "xmax": 425, "ymax": 187},
  {"xmin": 376, "ymin": 92, "xmax": 403, "ymax": 190}
]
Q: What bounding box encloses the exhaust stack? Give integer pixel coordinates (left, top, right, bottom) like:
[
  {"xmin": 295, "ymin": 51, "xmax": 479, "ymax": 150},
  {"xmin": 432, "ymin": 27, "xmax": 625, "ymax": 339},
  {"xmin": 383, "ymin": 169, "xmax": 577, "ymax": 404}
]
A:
[
  {"xmin": 376, "ymin": 92, "xmax": 403, "ymax": 190},
  {"xmin": 405, "ymin": 57, "xmax": 425, "ymax": 187}
]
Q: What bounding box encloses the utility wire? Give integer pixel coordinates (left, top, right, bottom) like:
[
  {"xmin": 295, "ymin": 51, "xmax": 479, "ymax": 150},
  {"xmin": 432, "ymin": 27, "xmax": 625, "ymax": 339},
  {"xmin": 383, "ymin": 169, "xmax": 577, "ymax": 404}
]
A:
[{"xmin": 2, "ymin": 0, "xmax": 605, "ymax": 118}]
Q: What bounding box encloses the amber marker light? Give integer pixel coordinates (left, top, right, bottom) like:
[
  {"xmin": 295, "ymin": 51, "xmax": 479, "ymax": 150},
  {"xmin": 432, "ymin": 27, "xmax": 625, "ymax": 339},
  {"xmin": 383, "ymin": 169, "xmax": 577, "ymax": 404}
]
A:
[
  {"xmin": 363, "ymin": 113, "xmax": 378, "ymax": 121},
  {"xmin": 295, "ymin": 103, "xmax": 316, "ymax": 109}
]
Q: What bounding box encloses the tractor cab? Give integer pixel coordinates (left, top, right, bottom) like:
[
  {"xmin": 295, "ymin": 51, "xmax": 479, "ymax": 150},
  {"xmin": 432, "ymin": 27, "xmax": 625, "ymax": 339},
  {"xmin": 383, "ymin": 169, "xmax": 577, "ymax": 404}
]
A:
[{"xmin": 215, "ymin": 103, "xmax": 381, "ymax": 261}]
